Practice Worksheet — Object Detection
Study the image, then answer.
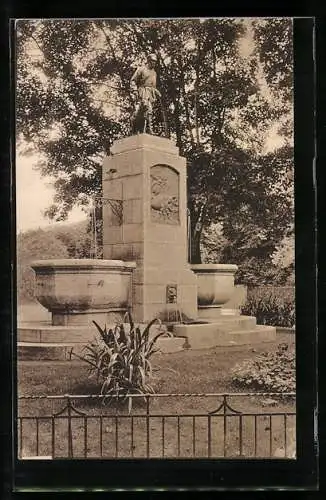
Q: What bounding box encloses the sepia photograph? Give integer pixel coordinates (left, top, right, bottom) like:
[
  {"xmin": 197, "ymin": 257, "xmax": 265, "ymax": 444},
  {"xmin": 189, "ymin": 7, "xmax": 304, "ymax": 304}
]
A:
[{"xmin": 15, "ymin": 17, "xmax": 296, "ymax": 462}]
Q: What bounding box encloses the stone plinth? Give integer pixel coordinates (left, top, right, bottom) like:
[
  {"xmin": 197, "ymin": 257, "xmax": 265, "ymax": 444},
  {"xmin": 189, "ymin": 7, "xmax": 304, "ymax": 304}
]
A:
[
  {"xmin": 102, "ymin": 134, "xmax": 198, "ymax": 323},
  {"xmin": 31, "ymin": 259, "xmax": 136, "ymax": 326},
  {"xmin": 173, "ymin": 320, "xmax": 276, "ymax": 349},
  {"xmin": 18, "ymin": 320, "xmax": 187, "ymax": 360}
]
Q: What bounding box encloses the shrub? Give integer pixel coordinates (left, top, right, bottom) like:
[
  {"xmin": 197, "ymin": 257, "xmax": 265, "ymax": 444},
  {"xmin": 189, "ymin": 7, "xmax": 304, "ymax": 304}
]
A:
[
  {"xmin": 231, "ymin": 343, "xmax": 295, "ymax": 394},
  {"xmin": 74, "ymin": 312, "xmax": 168, "ymax": 412},
  {"xmin": 241, "ymin": 287, "xmax": 295, "ymax": 327},
  {"xmin": 51, "ymin": 220, "xmax": 99, "ymax": 258}
]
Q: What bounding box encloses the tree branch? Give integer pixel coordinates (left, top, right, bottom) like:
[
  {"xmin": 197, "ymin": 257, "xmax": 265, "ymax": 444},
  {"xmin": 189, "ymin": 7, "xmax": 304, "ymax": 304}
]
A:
[
  {"xmin": 30, "ymin": 34, "xmax": 44, "ymax": 56},
  {"xmin": 194, "ymin": 37, "xmax": 201, "ymax": 146},
  {"xmin": 97, "ymin": 23, "xmax": 133, "ymax": 99},
  {"xmin": 177, "ymin": 54, "xmax": 195, "ymax": 149}
]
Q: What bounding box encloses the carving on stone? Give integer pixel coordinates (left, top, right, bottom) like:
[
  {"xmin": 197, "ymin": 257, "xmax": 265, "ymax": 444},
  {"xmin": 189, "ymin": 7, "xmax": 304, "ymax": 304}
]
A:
[
  {"xmin": 166, "ymin": 284, "xmax": 177, "ymax": 304},
  {"xmin": 150, "ymin": 165, "xmax": 179, "ymax": 224}
]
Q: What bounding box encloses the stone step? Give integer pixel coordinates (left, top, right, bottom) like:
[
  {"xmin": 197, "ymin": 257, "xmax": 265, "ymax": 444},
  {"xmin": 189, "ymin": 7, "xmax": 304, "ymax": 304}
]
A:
[
  {"xmin": 220, "ymin": 308, "xmax": 241, "ymax": 316},
  {"xmin": 18, "ymin": 316, "xmax": 259, "ymax": 349},
  {"xmin": 198, "ymin": 307, "xmax": 241, "ymax": 320},
  {"xmin": 17, "ymin": 334, "xmax": 186, "ymax": 361},
  {"xmin": 173, "ymin": 316, "xmax": 256, "ymax": 337},
  {"xmin": 173, "ymin": 324, "xmax": 276, "ymax": 349},
  {"xmin": 18, "ymin": 321, "xmax": 167, "ymax": 344},
  {"xmin": 18, "ymin": 325, "xmax": 96, "ymax": 344},
  {"xmin": 192, "ymin": 315, "xmax": 257, "ymax": 330},
  {"xmin": 225, "ymin": 326, "xmax": 276, "ymax": 345},
  {"xmin": 17, "ymin": 342, "xmax": 83, "ymax": 361}
]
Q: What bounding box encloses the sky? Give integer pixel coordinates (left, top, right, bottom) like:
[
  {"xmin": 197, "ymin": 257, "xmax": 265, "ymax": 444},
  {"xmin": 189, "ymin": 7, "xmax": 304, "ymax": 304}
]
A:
[{"xmin": 15, "ymin": 154, "xmax": 86, "ymax": 233}]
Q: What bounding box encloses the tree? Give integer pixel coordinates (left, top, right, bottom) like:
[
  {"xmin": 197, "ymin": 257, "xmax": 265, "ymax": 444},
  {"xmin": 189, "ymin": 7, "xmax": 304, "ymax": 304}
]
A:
[
  {"xmin": 17, "ymin": 228, "xmax": 69, "ymax": 302},
  {"xmin": 48, "ymin": 220, "xmax": 96, "ymax": 258},
  {"xmin": 218, "ymin": 144, "xmax": 294, "ymax": 284},
  {"xmin": 252, "ymin": 18, "xmax": 293, "ymax": 104},
  {"xmin": 16, "ymin": 18, "xmax": 293, "ymax": 274},
  {"xmin": 271, "ymin": 233, "xmax": 295, "ymax": 285}
]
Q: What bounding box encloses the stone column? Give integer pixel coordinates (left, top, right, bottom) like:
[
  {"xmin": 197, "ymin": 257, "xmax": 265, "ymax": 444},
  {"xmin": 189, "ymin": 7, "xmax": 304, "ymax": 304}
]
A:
[{"xmin": 102, "ymin": 133, "xmax": 198, "ymax": 323}]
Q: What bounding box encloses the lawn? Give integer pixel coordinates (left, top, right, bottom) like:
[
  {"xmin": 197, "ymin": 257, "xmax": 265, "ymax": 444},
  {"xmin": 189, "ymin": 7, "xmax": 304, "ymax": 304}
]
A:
[
  {"xmin": 18, "ymin": 332, "xmax": 295, "ymax": 397},
  {"xmin": 17, "ymin": 332, "xmax": 296, "ymax": 460}
]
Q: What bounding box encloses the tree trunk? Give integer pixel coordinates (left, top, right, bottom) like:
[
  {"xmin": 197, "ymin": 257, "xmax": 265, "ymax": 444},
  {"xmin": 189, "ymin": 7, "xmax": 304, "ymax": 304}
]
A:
[
  {"xmin": 194, "ymin": 39, "xmax": 201, "ymax": 146},
  {"xmin": 155, "ymin": 57, "xmax": 170, "ymax": 138},
  {"xmin": 173, "ymin": 93, "xmax": 183, "ymax": 153},
  {"xmin": 190, "ymin": 228, "xmax": 202, "ymax": 264},
  {"xmin": 177, "ymin": 54, "xmax": 195, "ymax": 149},
  {"xmin": 189, "ymin": 202, "xmax": 206, "ymax": 264},
  {"xmin": 189, "ymin": 194, "xmax": 211, "ymax": 264}
]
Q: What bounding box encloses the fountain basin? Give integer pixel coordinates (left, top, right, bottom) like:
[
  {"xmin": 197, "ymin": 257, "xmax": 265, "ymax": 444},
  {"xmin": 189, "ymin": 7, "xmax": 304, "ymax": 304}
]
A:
[
  {"xmin": 190, "ymin": 264, "xmax": 238, "ymax": 312},
  {"xmin": 31, "ymin": 259, "xmax": 136, "ymax": 326}
]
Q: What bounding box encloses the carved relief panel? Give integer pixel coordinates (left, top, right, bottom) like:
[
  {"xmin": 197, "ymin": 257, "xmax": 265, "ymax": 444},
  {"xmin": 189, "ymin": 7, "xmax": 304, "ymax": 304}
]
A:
[{"xmin": 150, "ymin": 165, "xmax": 179, "ymax": 224}]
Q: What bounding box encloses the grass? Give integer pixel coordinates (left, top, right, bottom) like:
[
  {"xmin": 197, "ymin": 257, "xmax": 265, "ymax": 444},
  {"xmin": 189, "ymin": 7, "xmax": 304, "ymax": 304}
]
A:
[{"xmin": 17, "ymin": 332, "xmax": 296, "ymax": 459}]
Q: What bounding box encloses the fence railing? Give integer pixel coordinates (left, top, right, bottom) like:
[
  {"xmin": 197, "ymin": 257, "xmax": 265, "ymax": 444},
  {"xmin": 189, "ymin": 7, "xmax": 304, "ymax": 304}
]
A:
[{"xmin": 18, "ymin": 392, "xmax": 296, "ymax": 460}]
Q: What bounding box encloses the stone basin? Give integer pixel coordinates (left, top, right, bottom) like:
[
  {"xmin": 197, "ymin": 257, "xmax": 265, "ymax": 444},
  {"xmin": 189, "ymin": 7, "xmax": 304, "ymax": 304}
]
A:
[
  {"xmin": 190, "ymin": 263, "xmax": 238, "ymax": 309},
  {"xmin": 31, "ymin": 259, "xmax": 136, "ymax": 326}
]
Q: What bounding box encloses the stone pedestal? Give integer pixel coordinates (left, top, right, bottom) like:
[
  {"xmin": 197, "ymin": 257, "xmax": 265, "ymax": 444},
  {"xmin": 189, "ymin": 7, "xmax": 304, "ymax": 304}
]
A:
[
  {"xmin": 190, "ymin": 264, "xmax": 238, "ymax": 320},
  {"xmin": 102, "ymin": 134, "xmax": 198, "ymax": 323}
]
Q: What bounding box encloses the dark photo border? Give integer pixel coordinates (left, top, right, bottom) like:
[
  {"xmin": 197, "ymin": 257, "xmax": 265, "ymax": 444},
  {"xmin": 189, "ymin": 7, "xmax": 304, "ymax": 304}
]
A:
[{"xmin": 1, "ymin": 12, "xmax": 319, "ymax": 494}]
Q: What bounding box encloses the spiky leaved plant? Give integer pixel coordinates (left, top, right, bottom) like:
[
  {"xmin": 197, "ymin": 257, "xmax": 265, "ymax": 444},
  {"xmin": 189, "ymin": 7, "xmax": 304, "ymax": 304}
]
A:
[{"xmin": 74, "ymin": 311, "xmax": 169, "ymax": 412}]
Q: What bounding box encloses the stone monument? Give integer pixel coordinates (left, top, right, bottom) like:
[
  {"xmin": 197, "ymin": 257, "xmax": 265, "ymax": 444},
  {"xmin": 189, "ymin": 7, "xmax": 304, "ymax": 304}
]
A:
[{"xmin": 102, "ymin": 133, "xmax": 198, "ymax": 323}]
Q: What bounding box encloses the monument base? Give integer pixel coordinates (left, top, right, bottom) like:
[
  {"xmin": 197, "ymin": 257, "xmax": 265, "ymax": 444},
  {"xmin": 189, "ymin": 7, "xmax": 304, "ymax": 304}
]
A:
[
  {"xmin": 52, "ymin": 308, "xmax": 127, "ymax": 327},
  {"xmin": 18, "ymin": 319, "xmax": 186, "ymax": 360},
  {"xmin": 18, "ymin": 311, "xmax": 277, "ymax": 361},
  {"xmin": 174, "ymin": 324, "xmax": 276, "ymax": 349},
  {"xmin": 132, "ymin": 266, "xmax": 198, "ymax": 323},
  {"xmin": 102, "ymin": 134, "xmax": 198, "ymax": 323}
]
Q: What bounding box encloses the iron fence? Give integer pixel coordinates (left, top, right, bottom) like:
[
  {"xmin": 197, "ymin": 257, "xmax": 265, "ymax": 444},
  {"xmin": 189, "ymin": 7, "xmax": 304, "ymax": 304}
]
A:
[{"xmin": 17, "ymin": 392, "xmax": 296, "ymax": 460}]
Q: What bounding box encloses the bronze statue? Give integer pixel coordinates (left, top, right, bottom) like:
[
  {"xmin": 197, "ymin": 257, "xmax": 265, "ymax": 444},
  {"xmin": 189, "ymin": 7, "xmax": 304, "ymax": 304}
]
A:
[{"xmin": 130, "ymin": 54, "xmax": 162, "ymax": 135}]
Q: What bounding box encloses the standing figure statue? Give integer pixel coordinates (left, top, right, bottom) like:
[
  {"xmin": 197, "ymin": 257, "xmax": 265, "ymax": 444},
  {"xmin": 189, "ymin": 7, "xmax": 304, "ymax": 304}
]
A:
[{"xmin": 130, "ymin": 54, "xmax": 162, "ymax": 135}]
